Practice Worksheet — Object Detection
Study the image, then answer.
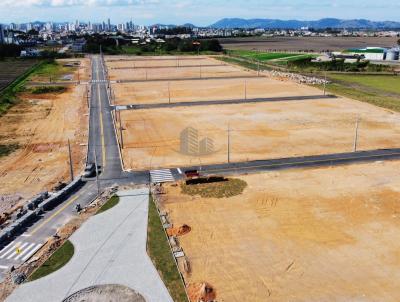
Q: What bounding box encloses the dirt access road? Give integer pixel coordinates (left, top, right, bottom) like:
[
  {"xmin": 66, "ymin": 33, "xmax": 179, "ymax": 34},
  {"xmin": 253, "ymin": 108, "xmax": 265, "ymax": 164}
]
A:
[
  {"xmin": 0, "ymin": 58, "xmax": 90, "ymax": 214},
  {"xmin": 161, "ymin": 161, "xmax": 400, "ymax": 301}
]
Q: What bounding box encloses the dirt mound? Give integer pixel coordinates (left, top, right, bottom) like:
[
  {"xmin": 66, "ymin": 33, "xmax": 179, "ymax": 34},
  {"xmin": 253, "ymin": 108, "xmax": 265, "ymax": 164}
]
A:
[
  {"xmin": 167, "ymin": 224, "xmax": 191, "ymax": 237},
  {"xmin": 187, "ymin": 282, "xmax": 216, "ymax": 302},
  {"xmin": 63, "ymin": 284, "xmax": 146, "ymax": 302}
]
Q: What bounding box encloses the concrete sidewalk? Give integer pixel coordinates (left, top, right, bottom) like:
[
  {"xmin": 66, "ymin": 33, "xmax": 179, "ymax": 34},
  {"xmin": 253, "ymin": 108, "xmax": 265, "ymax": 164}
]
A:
[{"xmin": 7, "ymin": 188, "xmax": 173, "ymax": 302}]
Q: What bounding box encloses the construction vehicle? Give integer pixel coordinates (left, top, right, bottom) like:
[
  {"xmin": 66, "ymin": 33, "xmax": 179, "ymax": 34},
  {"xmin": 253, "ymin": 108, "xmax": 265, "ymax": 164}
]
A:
[{"xmin": 184, "ymin": 169, "xmax": 200, "ymax": 179}]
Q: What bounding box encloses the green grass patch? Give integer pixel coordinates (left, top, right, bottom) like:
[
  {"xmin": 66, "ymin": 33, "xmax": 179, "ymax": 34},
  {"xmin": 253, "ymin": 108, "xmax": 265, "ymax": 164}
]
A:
[
  {"xmin": 0, "ymin": 60, "xmax": 45, "ymax": 115},
  {"xmin": 30, "ymin": 86, "xmax": 67, "ymax": 94},
  {"xmin": 228, "ymin": 50, "xmax": 301, "ymax": 61},
  {"xmin": 181, "ymin": 178, "xmax": 247, "ymax": 198},
  {"xmin": 328, "ymin": 74, "xmax": 400, "ymax": 95},
  {"xmin": 0, "ymin": 143, "xmax": 19, "ymax": 158},
  {"xmin": 218, "ymin": 56, "xmax": 270, "ymax": 71},
  {"xmin": 29, "ymin": 60, "xmax": 74, "ymax": 82},
  {"xmin": 96, "ymin": 195, "xmax": 119, "ymax": 214},
  {"xmin": 147, "ymin": 196, "xmax": 188, "ymax": 302},
  {"xmin": 28, "ymin": 240, "xmax": 74, "ymax": 281},
  {"xmin": 321, "ymin": 82, "xmax": 400, "ymax": 112}
]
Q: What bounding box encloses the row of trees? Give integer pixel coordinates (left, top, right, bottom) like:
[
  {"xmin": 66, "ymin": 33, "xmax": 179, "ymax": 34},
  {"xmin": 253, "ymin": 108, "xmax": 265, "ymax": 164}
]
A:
[{"xmin": 85, "ymin": 34, "xmax": 223, "ymax": 54}]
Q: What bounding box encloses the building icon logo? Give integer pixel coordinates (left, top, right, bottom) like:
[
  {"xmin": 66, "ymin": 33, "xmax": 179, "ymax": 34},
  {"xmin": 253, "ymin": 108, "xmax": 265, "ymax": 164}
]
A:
[{"xmin": 180, "ymin": 127, "xmax": 214, "ymax": 156}]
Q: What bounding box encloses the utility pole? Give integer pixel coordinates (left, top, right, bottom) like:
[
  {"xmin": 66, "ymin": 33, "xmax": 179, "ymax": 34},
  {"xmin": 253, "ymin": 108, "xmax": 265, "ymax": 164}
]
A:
[
  {"xmin": 353, "ymin": 116, "xmax": 360, "ymax": 152},
  {"xmin": 168, "ymin": 82, "xmax": 171, "ymax": 104},
  {"xmin": 119, "ymin": 110, "xmax": 124, "ymax": 149},
  {"xmin": 68, "ymin": 139, "xmax": 74, "ymax": 181},
  {"xmin": 323, "ymin": 70, "xmax": 327, "ymax": 96},
  {"xmin": 257, "ymin": 61, "xmax": 260, "ymax": 77},
  {"xmin": 227, "ymin": 123, "xmax": 231, "ymax": 163},
  {"xmin": 86, "ymin": 85, "xmax": 90, "ymax": 108},
  {"xmin": 244, "ymin": 81, "xmax": 247, "ymax": 100},
  {"xmin": 93, "ymin": 148, "xmax": 100, "ymax": 196}
]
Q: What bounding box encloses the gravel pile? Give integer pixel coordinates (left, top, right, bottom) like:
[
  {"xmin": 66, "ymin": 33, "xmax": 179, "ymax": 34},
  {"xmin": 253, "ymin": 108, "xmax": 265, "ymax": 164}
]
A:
[{"xmin": 268, "ymin": 70, "xmax": 330, "ymax": 85}]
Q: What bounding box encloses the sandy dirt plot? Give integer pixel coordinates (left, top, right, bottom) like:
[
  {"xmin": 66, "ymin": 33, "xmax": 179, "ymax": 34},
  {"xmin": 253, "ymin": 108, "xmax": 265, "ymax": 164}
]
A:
[
  {"xmin": 113, "ymin": 77, "xmax": 318, "ymax": 105},
  {"xmin": 160, "ymin": 162, "xmax": 400, "ymax": 301},
  {"xmin": 120, "ymin": 96, "xmax": 400, "ymax": 170},
  {"xmin": 0, "ymin": 59, "xmax": 89, "ymax": 213},
  {"xmin": 107, "ymin": 56, "xmax": 253, "ymax": 81}
]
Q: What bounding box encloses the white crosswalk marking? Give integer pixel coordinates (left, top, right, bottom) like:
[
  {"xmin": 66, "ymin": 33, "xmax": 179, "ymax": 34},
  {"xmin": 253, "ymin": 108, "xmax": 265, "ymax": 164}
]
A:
[
  {"xmin": 14, "ymin": 243, "xmax": 35, "ymax": 260},
  {"xmin": 0, "ymin": 241, "xmax": 42, "ymax": 262},
  {"xmin": 150, "ymin": 169, "xmax": 175, "ymax": 183},
  {"xmin": 0, "ymin": 242, "xmax": 21, "ymax": 259},
  {"xmin": 7, "ymin": 242, "xmax": 28, "ymax": 259},
  {"xmin": 22, "ymin": 244, "xmax": 42, "ymax": 261}
]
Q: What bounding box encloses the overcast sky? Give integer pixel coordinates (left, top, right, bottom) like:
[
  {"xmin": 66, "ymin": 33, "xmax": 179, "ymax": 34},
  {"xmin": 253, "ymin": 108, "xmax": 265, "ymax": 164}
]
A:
[{"xmin": 0, "ymin": 0, "xmax": 399, "ymax": 25}]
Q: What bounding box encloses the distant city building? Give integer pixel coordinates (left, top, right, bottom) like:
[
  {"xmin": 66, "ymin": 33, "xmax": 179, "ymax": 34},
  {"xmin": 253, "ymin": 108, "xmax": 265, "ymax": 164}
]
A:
[{"xmin": 0, "ymin": 24, "xmax": 4, "ymax": 44}]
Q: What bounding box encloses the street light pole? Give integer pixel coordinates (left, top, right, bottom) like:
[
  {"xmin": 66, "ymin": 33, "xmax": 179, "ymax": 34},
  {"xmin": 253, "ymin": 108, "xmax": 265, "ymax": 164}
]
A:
[
  {"xmin": 68, "ymin": 139, "xmax": 74, "ymax": 181},
  {"xmin": 168, "ymin": 82, "xmax": 171, "ymax": 104},
  {"xmin": 353, "ymin": 116, "xmax": 360, "ymax": 152},
  {"xmin": 119, "ymin": 110, "xmax": 124, "ymax": 149},
  {"xmin": 227, "ymin": 123, "xmax": 231, "ymax": 163}
]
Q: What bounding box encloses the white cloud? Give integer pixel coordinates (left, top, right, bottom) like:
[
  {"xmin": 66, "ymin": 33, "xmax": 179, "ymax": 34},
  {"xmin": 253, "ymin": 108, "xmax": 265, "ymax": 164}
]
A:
[{"xmin": 0, "ymin": 0, "xmax": 159, "ymax": 7}]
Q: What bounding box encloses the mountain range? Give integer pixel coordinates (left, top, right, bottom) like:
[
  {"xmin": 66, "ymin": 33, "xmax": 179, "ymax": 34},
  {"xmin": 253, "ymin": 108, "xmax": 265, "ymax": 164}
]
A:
[{"xmin": 209, "ymin": 18, "xmax": 400, "ymax": 29}]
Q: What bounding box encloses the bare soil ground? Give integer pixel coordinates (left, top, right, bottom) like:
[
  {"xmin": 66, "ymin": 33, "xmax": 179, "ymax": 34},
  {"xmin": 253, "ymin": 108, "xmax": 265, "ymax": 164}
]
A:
[
  {"xmin": 113, "ymin": 77, "xmax": 318, "ymax": 105},
  {"xmin": 160, "ymin": 161, "xmax": 400, "ymax": 301},
  {"xmin": 120, "ymin": 94, "xmax": 400, "ymax": 170},
  {"xmin": 219, "ymin": 36, "xmax": 399, "ymax": 52},
  {"xmin": 108, "ymin": 55, "xmax": 400, "ymax": 170},
  {"xmin": 107, "ymin": 57, "xmax": 252, "ymax": 81},
  {"xmin": 0, "ymin": 58, "xmax": 89, "ymax": 214}
]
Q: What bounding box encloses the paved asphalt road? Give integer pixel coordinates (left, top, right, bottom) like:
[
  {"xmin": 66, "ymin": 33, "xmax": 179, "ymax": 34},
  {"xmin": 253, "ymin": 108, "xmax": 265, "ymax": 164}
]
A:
[
  {"xmin": 168, "ymin": 148, "xmax": 400, "ymax": 180},
  {"xmin": 0, "ymin": 56, "xmax": 146, "ymax": 280},
  {"xmin": 115, "ymin": 94, "xmax": 337, "ymax": 110}
]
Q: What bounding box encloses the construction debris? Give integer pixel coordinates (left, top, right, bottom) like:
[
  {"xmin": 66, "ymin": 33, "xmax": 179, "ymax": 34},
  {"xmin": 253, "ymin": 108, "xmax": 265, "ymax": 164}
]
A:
[
  {"xmin": 267, "ymin": 70, "xmax": 330, "ymax": 85},
  {"xmin": 187, "ymin": 282, "xmax": 216, "ymax": 302}
]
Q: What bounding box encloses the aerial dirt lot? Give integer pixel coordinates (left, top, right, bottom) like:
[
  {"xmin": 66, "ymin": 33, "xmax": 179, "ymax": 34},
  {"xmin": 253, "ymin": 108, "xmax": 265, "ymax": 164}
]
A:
[
  {"xmin": 161, "ymin": 161, "xmax": 400, "ymax": 301},
  {"xmin": 0, "ymin": 58, "xmax": 89, "ymax": 213},
  {"xmin": 120, "ymin": 96, "xmax": 400, "ymax": 170},
  {"xmin": 113, "ymin": 77, "xmax": 318, "ymax": 105},
  {"xmin": 107, "ymin": 56, "xmax": 253, "ymax": 81},
  {"xmin": 107, "ymin": 56, "xmax": 217, "ymax": 69}
]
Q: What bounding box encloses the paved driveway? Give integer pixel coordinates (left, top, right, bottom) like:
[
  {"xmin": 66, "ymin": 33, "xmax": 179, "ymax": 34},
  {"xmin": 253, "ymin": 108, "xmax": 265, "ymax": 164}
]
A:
[{"xmin": 7, "ymin": 188, "xmax": 173, "ymax": 302}]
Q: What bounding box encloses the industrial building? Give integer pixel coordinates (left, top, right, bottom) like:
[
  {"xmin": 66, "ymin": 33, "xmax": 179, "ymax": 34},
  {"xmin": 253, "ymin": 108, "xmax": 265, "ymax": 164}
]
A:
[{"xmin": 344, "ymin": 47, "xmax": 400, "ymax": 61}]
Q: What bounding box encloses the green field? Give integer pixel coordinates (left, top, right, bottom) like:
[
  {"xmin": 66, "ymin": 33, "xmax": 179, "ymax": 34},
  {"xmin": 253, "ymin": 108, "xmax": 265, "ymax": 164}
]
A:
[
  {"xmin": 28, "ymin": 60, "xmax": 75, "ymax": 82},
  {"xmin": 96, "ymin": 195, "xmax": 120, "ymax": 214},
  {"xmin": 28, "ymin": 240, "xmax": 74, "ymax": 281},
  {"xmin": 322, "ymin": 74, "xmax": 400, "ymax": 112},
  {"xmin": 147, "ymin": 196, "xmax": 188, "ymax": 302},
  {"xmin": 328, "ymin": 74, "xmax": 400, "ymax": 95},
  {"xmin": 228, "ymin": 50, "xmax": 301, "ymax": 61},
  {"xmin": 0, "ymin": 60, "xmax": 44, "ymax": 115}
]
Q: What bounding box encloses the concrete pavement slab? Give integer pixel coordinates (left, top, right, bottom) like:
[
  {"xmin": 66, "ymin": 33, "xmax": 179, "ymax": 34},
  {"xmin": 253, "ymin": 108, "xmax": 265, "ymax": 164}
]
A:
[{"xmin": 7, "ymin": 188, "xmax": 173, "ymax": 302}]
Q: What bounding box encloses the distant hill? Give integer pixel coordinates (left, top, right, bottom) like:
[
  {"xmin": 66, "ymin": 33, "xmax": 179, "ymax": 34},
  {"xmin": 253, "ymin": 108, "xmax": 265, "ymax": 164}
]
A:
[{"xmin": 210, "ymin": 18, "xmax": 400, "ymax": 29}]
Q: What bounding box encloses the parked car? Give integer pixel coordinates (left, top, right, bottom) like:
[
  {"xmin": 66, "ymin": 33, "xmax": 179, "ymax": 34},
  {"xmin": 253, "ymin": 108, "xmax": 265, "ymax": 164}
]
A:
[{"xmin": 83, "ymin": 162, "xmax": 96, "ymax": 178}]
